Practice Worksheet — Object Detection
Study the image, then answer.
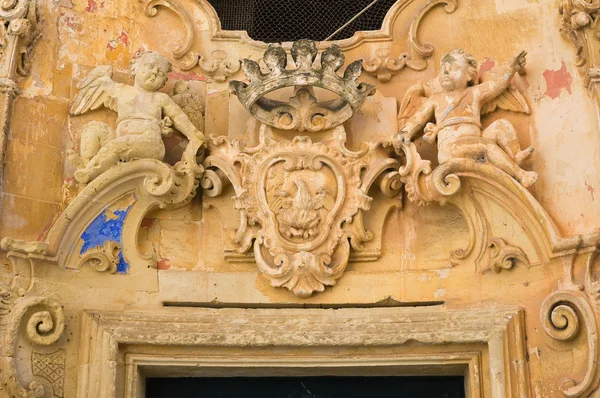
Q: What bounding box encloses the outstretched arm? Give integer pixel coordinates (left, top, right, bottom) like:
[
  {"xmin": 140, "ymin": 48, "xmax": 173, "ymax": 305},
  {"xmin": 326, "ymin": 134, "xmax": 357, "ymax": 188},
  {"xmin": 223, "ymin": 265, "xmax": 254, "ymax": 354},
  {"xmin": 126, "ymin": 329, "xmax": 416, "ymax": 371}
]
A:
[
  {"xmin": 161, "ymin": 95, "xmax": 205, "ymax": 144},
  {"xmin": 401, "ymin": 98, "xmax": 435, "ymax": 139},
  {"xmin": 479, "ymin": 50, "xmax": 527, "ymax": 103},
  {"xmin": 393, "ymin": 98, "xmax": 435, "ymax": 150}
]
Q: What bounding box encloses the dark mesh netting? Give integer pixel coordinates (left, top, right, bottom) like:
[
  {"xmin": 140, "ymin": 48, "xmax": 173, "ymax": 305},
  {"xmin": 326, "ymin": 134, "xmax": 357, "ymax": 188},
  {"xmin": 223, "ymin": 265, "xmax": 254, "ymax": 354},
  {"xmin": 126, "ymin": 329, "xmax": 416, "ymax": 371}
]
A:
[{"xmin": 208, "ymin": 0, "xmax": 399, "ymax": 43}]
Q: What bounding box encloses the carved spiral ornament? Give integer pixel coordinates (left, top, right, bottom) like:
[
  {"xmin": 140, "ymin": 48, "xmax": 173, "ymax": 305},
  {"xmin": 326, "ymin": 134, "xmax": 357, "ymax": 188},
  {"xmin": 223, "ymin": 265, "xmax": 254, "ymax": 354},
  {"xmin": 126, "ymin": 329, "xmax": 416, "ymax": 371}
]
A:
[
  {"xmin": 0, "ymin": 0, "xmax": 29, "ymax": 20},
  {"xmin": 2, "ymin": 296, "xmax": 65, "ymax": 397},
  {"xmin": 540, "ymin": 290, "xmax": 599, "ymax": 397}
]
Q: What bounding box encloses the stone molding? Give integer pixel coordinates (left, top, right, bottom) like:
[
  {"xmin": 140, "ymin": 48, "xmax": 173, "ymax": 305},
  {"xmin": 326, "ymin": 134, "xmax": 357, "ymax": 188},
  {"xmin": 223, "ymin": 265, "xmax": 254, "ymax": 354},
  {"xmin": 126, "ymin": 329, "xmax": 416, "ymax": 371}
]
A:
[
  {"xmin": 77, "ymin": 306, "xmax": 528, "ymax": 398},
  {"xmin": 139, "ymin": 0, "xmax": 459, "ymax": 81}
]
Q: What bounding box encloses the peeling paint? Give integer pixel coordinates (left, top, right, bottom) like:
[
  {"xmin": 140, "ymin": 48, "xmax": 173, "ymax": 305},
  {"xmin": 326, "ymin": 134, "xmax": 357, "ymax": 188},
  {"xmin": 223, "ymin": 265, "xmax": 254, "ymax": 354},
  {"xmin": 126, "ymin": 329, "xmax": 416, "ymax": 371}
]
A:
[
  {"xmin": 542, "ymin": 61, "xmax": 572, "ymax": 99},
  {"xmin": 479, "ymin": 57, "xmax": 495, "ymax": 75},
  {"xmin": 80, "ymin": 205, "xmax": 132, "ymax": 273},
  {"xmin": 105, "ymin": 30, "xmax": 130, "ymax": 62},
  {"xmin": 85, "ymin": 0, "xmax": 104, "ymax": 12},
  {"xmin": 585, "ymin": 180, "xmax": 595, "ymax": 200},
  {"xmin": 435, "ymin": 269, "xmax": 450, "ymax": 279},
  {"xmin": 168, "ymin": 70, "xmax": 207, "ymax": 82},
  {"xmin": 433, "ymin": 288, "xmax": 446, "ymax": 299},
  {"xmin": 158, "ymin": 258, "xmax": 171, "ymax": 270}
]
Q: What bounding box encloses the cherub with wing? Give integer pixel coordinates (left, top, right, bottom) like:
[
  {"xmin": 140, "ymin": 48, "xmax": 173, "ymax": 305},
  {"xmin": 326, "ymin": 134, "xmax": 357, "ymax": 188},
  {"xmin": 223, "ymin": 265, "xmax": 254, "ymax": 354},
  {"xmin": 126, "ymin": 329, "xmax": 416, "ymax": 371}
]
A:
[
  {"xmin": 69, "ymin": 50, "xmax": 205, "ymax": 183},
  {"xmin": 393, "ymin": 49, "xmax": 537, "ymax": 187}
]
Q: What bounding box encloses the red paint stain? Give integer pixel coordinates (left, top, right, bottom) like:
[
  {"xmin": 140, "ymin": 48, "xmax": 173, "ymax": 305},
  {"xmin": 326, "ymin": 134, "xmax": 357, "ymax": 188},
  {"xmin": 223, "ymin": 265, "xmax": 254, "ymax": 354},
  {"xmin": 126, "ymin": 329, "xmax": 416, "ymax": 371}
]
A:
[
  {"xmin": 85, "ymin": 0, "xmax": 104, "ymax": 12},
  {"xmin": 585, "ymin": 180, "xmax": 595, "ymax": 200},
  {"xmin": 140, "ymin": 218, "xmax": 154, "ymax": 228},
  {"xmin": 479, "ymin": 57, "xmax": 495, "ymax": 75},
  {"xmin": 158, "ymin": 258, "xmax": 171, "ymax": 270},
  {"xmin": 85, "ymin": 0, "xmax": 97, "ymax": 12},
  {"xmin": 543, "ymin": 61, "xmax": 573, "ymax": 99},
  {"xmin": 60, "ymin": 11, "xmax": 81, "ymax": 31},
  {"xmin": 106, "ymin": 30, "xmax": 130, "ymax": 61},
  {"xmin": 168, "ymin": 70, "xmax": 207, "ymax": 81}
]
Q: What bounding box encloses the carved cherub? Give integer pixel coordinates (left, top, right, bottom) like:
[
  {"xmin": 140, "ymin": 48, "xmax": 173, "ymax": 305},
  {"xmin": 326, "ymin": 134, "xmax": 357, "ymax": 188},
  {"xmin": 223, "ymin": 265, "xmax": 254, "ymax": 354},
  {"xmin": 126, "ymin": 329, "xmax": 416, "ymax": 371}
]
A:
[
  {"xmin": 69, "ymin": 51, "xmax": 205, "ymax": 183},
  {"xmin": 393, "ymin": 49, "xmax": 537, "ymax": 187}
]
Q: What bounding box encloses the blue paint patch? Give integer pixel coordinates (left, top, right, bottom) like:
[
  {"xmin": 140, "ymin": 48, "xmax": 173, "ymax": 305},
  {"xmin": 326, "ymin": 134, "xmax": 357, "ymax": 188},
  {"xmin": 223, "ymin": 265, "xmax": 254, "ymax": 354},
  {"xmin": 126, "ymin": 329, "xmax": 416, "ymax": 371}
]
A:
[{"xmin": 80, "ymin": 205, "xmax": 132, "ymax": 273}]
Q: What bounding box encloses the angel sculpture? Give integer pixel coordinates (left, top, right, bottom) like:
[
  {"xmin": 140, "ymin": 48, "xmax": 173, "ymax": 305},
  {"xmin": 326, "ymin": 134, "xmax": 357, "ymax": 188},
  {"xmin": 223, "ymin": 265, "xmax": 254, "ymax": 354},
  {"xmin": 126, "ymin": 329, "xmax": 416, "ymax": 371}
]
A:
[
  {"xmin": 68, "ymin": 50, "xmax": 205, "ymax": 183},
  {"xmin": 393, "ymin": 49, "xmax": 537, "ymax": 187}
]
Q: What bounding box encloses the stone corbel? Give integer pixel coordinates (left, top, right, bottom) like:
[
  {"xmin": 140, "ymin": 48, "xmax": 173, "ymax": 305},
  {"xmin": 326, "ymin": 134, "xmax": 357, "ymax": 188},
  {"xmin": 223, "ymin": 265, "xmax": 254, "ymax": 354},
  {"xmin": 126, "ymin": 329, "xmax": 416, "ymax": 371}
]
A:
[{"xmin": 0, "ymin": 251, "xmax": 66, "ymax": 398}]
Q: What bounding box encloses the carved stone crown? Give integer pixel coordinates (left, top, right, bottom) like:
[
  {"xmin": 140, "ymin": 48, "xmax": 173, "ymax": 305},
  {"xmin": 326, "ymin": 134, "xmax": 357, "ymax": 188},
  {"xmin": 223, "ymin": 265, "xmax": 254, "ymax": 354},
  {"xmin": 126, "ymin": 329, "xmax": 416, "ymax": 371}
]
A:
[{"xmin": 230, "ymin": 39, "xmax": 376, "ymax": 132}]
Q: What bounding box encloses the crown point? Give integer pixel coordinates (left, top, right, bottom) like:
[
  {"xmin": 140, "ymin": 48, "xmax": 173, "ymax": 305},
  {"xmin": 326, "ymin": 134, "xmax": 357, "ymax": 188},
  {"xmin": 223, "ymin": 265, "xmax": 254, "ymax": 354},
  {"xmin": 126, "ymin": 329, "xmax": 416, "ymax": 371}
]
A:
[
  {"xmin": 242, "ymin": 59, "xmax": 262, "ymax": 82},
  {"xmin": 321, "ymin": 45, "xmax": 345, "ymax": 72},
  {"xmin": 264, "ymin": 44, "xmax": 287, "ymax": 74}
]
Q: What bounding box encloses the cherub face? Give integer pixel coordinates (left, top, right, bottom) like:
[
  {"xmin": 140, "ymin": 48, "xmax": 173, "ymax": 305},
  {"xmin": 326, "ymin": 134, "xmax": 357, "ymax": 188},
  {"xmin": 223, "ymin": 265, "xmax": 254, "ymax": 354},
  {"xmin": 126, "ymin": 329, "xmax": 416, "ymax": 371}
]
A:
[
  {"xmin": 439, "ymin": 54, "xmax": 471, "ymax": 92},
  {"xmin": 134, "ymin": 53, "xmax": 170, "ymax": 91}
]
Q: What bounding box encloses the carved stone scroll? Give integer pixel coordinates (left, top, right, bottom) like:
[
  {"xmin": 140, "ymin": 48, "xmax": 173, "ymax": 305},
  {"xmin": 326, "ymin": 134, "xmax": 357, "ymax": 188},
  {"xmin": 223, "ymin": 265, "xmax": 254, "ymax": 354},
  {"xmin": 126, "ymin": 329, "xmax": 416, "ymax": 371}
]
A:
[
  {"xmin": 0, "ymin": 251, "xmax": 65, "ymax": 398},
  {"xmin": 558, "ymin": 0, "xmax": 600, "ymax": 67},
  {"xmin": 363, "ymin": 0, "xmax": 458, "ymax": 82},
  {"xmin": 541, "ymin": 290, "xmax": 600, "ymax": 397}
]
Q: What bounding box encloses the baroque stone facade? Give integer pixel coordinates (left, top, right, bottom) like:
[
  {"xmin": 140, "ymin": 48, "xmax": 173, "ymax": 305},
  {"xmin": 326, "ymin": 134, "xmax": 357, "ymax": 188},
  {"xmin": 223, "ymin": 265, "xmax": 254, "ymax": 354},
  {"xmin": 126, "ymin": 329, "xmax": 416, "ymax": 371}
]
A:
[{"xmin": 1, "ymin": 0, "xmax": 600, "ymax": 397}]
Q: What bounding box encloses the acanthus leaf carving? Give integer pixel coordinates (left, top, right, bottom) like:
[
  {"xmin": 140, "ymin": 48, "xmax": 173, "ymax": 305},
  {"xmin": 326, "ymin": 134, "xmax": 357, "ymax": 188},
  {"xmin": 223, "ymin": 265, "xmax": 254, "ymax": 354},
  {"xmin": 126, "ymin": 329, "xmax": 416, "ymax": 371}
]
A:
[{"xmin": 78, "ymin": 241, "xmax": 121, "ymax": 274}]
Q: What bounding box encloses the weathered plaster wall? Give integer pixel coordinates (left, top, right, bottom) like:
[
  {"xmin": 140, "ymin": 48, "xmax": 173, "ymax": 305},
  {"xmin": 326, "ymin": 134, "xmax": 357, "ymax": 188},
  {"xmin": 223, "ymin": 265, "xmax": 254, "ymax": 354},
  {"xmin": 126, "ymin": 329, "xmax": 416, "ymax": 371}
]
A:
[{"xmin": 1, "ymin": 0, "xmax": 600, "ymax": 397}]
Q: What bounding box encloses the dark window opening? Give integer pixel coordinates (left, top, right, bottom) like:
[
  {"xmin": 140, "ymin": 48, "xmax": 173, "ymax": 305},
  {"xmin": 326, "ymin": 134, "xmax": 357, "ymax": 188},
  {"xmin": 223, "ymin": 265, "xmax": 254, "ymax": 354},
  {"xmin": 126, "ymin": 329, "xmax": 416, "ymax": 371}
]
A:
[
  {"xmin": 146, "ymin": 376, "xmax": 466, "ymax": 398},
  {"xmin": 208, "ymin": 0, "xmax": 399, "ymax": 43}
]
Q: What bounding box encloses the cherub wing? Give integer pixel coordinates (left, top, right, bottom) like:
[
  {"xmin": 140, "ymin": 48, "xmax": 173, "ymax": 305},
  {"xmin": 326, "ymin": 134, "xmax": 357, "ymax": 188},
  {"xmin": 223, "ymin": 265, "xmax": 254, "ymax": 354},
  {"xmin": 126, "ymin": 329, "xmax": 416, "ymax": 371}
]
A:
[
  {"xmin": 479, "ymin": 70, "xmax": 530, "ymax": 116},
  {"xmin": 70, "ymin": 65, "xmax": 117, "ymax": 115},
  {"xmin": 171, "ymin": 82, "xmax": 205, "ymax": 131},
  {"xmin": 397, "ymin": 82, "xmax": 427, "ymax": 130}
]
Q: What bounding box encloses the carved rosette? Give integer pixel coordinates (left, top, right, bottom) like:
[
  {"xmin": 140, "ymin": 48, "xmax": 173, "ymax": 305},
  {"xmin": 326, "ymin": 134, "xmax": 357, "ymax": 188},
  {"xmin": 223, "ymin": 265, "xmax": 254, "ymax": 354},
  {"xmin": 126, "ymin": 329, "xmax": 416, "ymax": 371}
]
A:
[{"xmin": 204, "ymin": 128, "xmax": 398, "ymax": 297}]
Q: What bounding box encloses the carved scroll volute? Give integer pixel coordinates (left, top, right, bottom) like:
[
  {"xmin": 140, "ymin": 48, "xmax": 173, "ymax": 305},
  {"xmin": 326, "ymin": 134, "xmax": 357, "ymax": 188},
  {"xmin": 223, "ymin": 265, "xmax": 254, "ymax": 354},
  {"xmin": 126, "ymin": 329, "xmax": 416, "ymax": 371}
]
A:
[
  {"xmin": 363, "ymin": 0, "xmax": 458, "ymax": 82},
  {"xmin": 558, "ymin": 0, "xmax": 600, "ymax": 68},
  {"xmin": 0, "ymin": 266, "xmax": 65, "ymax": 398},
  {"xmin": 541, "ymin": 290, "xmax": 600, "ymax": 397}
]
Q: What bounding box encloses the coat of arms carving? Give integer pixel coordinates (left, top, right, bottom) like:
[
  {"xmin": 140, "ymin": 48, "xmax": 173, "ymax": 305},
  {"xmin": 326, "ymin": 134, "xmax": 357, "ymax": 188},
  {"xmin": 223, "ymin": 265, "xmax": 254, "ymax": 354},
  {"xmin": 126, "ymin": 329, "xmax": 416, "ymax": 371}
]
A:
[{"xmin": 204, "ymin": 40, "xmax": 399, "ymax": 297}]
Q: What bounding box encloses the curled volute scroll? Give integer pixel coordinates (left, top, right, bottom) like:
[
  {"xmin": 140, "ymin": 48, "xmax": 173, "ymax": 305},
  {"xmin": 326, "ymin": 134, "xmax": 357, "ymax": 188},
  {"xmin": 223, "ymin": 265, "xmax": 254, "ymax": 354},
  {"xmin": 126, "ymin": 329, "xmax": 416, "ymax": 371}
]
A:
[
  {"xmin": 0, "ymin": 250, "xmax": 65, "ymax": 398},
  {"xmin": 541, "ymin": 290, "xmax": 600, "ymax": 397}
]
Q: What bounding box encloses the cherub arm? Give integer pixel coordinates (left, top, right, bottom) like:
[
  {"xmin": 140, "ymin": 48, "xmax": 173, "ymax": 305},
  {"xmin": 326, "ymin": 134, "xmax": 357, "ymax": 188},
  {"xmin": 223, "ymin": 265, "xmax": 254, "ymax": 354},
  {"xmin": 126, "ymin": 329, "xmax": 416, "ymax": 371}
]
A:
[
  {"xmin": 400, "ymin": 97, "xmax": 436, "ymax": 139},
  {"xmin": 479, "ymin": 50, "xmax": 527, "ymax": 103},
  {"xmin": 161, "ymin": 94, "xmax": 205, "ymax": 144}
]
